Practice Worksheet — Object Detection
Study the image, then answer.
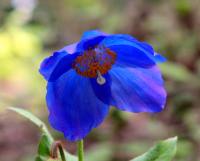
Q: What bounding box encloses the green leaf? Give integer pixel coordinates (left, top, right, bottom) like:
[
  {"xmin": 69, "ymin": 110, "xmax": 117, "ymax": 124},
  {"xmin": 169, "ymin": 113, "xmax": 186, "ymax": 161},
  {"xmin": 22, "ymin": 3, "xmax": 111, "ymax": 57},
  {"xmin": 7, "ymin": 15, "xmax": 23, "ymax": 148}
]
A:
[
  {"xmin": 130, "ymin": 137, "xmax": 177, "ymax": 161},
  {"xmin": 8, "ymin": 107, "xmax": 78, "ymax": 161},
  {"xmin": 8, "ymin": 107, "xmax": 53, "ymax": 141},
  {"xmin": 35, "ymin": 156, "xmax": 46, "ymax": 161},
  {"xmin": 35, "ymin": 134, "xmax": 51, "ymax": 161}
]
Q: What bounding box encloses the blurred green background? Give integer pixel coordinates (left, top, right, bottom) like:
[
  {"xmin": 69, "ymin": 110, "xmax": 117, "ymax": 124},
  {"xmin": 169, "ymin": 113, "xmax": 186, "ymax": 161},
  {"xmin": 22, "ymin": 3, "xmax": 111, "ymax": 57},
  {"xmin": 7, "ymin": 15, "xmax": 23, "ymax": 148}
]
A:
[{"xmin": 0, "ymin": 0, "xmax": 200, "ymax": 161}]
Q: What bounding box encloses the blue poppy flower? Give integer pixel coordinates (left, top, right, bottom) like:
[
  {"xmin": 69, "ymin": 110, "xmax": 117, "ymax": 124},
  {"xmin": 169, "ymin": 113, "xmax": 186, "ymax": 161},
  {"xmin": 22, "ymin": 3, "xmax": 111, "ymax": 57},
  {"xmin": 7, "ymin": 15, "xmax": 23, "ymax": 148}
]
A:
[{"xmin": 39, "ymin": 30, "xmax": 167, "ymax": 141}]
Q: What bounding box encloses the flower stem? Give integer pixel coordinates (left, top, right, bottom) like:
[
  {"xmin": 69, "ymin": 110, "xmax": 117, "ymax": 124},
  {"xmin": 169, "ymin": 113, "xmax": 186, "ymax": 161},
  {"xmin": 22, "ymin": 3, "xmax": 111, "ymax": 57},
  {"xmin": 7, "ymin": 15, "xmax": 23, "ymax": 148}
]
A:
[
  {"xmin": 58, "ymin": 143, "xmax": 67, "ymax": 161},
  {"xmin": 51, "ymin": 141, "xmax": 66, "ymax": 161},
  {"xmin": 77, "ymin": 140, "xmax": 84, "ymax": 161}
]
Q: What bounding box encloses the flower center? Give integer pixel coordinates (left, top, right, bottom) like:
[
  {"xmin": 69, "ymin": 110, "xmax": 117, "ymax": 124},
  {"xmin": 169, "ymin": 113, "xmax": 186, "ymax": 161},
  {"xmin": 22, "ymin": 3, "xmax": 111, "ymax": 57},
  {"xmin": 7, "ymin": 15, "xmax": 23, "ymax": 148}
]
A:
[{"xmin": 72, "ymin": 46, "xmax": 116, "ymax": 78}]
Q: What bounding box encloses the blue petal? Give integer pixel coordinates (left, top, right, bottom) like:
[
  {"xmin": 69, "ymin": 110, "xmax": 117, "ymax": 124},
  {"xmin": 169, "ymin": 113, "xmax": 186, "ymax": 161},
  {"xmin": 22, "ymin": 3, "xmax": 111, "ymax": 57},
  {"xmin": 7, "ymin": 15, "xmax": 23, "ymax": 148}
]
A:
[
  {"xmin": 76, "ymin": 30, "xmax": 108, "ymax": 52},
  {"xmin": 115, "ymin": 34, "xmax": 167, "ymax": 62},
  {"xmin": 81, "ymin": 30, "xmax": 108, "ymax": 40},
  {"xmin": 108, "ymin": 34, "xmax": 137, "ymax": 42},
  {"xmin": 46, "ymin": 70, "xmax": 109, "ymax": 141},
  {"xmin": 154, "ymin": 52, "xmax": 167, "ymax": 62},
  {"xmin": 108, "ymin": 66, "xmax": 166, "ymax": 113},
  {"xmin": 58, "ymin": 42, "xmax": 78, "ymax": 54},
  {"xmin": 100, "ymin": 36, "xmax": 155, "ymax": 68},
  {"xmin": 77, "ymin": 36, "xmax": 106, "ymax": 51},
  {"xmin": 100, "ymin": 35, "xmax": 166, "ymax": 67},
  {"xmin": 39, "ymin": 51, "xmax": 78, "ymax": 81},
  {"xmin": 107, "ymin": 34, "xmax": 154, "ymax": 55}
]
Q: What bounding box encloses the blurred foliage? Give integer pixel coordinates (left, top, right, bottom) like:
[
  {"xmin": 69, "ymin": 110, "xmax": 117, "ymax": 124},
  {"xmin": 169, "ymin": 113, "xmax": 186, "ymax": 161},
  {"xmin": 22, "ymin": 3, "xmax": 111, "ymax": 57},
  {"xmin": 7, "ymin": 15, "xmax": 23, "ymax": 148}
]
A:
[{"xmin": 0, "ymin": 0, "xmax": 200, "ymax": 161}]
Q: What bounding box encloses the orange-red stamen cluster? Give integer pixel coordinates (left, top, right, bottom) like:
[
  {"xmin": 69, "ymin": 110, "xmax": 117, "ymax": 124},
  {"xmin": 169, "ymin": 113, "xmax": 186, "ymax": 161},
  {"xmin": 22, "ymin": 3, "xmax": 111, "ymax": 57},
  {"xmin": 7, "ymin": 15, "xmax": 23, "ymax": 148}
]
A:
[{"xmin": 72, "ymin": 47, "xmax": 116, "ymax": 78}]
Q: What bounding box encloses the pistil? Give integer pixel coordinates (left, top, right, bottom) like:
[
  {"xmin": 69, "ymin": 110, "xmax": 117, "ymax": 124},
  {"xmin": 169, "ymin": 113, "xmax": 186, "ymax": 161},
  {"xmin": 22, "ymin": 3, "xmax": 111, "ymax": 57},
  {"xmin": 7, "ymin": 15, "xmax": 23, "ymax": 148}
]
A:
[{"xmin": 96, "ymin": 70, "xmax": 106, "ymax": 85}]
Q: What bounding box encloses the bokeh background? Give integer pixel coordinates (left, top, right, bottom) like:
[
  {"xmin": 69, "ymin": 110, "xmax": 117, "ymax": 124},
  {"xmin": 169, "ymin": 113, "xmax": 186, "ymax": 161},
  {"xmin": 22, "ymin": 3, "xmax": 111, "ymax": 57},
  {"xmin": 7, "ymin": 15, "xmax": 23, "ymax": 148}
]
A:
[{"xmin": 0, "ymin": 0, "xmax": 200, "ymax": 161}]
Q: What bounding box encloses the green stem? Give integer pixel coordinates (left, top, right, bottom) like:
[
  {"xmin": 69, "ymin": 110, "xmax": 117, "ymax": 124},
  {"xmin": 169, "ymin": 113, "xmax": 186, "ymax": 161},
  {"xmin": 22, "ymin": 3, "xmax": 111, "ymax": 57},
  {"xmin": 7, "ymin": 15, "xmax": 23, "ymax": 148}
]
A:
[
  {"xmin": 77, "ymin": 140, "xmax": 84, "ymax": 161},
  {"xmin": 58, "ymin": 143, "xmax": 67, "ymax": 161}
]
